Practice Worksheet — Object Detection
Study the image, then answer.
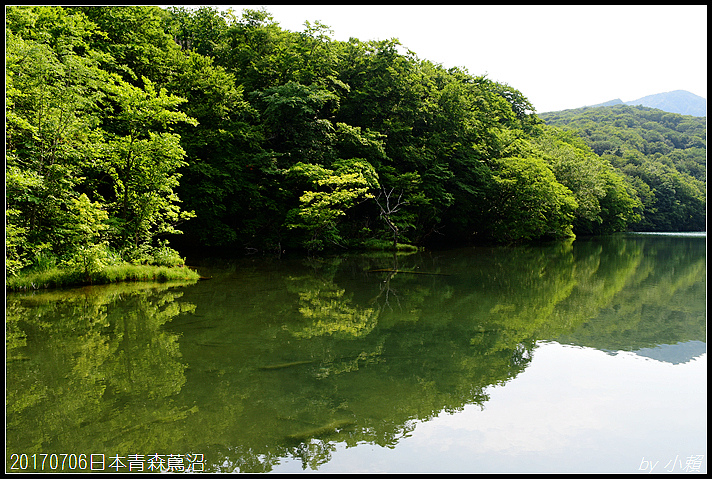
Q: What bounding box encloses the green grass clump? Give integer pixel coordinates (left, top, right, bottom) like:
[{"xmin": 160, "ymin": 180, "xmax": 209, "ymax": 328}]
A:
[
  {"xmin": 93, "ymin": 264, "xmax": 200, "ymax": 283},
  {"xmin": 361, "ymin": 238, "xmax": 420, "ymax": 252},
  {"xmin": 6, "ymin": 263, "xmax": 199, "ymax": 292}
]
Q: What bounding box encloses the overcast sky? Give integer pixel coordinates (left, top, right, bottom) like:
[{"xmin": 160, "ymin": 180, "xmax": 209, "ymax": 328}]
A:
[{"xmin": 216, "ymin": 4, "xmax": 707, "ymax": 113}]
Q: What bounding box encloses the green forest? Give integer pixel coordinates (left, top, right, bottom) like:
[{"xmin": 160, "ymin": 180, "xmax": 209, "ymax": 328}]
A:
[
  {"xmin": 540, "ymin": 104, "xmax": 706, "ymax": 232},
  {"xmin": 5, "ymin": 6, "xmax": 706, "ymax": 283}
]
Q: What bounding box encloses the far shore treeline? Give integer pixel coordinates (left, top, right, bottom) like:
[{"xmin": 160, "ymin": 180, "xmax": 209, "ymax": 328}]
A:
[{"xmin": 6, "ymin": 6, "xmax": 706, "ymax": 286}]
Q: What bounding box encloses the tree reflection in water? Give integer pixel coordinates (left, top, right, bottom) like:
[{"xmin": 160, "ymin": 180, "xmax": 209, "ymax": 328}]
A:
[{"xmin": 6, "ymin": 234, "xmax": 706, "ymax": 472}]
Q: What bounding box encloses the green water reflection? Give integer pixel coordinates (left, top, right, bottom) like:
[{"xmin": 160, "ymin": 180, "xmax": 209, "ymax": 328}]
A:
[{"xmin": 6, "ymin": 234, "xmax": 706, "ymax": 473}]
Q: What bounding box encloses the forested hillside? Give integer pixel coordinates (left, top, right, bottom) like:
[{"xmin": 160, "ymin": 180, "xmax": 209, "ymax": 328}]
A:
[
  {"xmin": 5, "ymin": 6, "xmax": 704, "ymax": 278},
  {"xmin": 540, "ymin": 105, "xmax": 706, "ymax": 231}
]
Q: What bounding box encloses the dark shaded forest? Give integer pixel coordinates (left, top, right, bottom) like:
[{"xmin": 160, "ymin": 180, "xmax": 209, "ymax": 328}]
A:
[{"xmin": 6, "ymin": 6, "xmax": 706, "ymax": 278}]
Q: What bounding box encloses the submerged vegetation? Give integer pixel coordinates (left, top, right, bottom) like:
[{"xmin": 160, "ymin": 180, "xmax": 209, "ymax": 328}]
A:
[{"xmin": 5, "ymin": 6, "xmax": 706, "ymax": 289}]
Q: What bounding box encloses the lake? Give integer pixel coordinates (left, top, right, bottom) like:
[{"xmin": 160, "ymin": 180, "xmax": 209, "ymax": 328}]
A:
[{"xmin": 6, "ymin": 233, "xmax": 706, "ymax": 473}]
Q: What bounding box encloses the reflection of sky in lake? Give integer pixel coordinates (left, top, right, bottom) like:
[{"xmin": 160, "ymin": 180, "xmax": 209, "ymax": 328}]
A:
[
  {"xmin": 627, "ymin": 232, "xmax": 706, "ymax": 237},
  {"xmin": 271, "ymin": 341, "xmax": 707, "ymax": 473}
]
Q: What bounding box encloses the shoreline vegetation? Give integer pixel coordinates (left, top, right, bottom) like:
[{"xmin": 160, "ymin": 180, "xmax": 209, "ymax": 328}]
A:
[
  {"xmin": 6, "ymin": 263, "xmax": 201, "ymax": 293},
  {"xmin": 6, "ymin": 239, "xmax": 417, "ymax": 293},
  {"xmin": 6, "ymin": 240, "xmax": 416, "ymax": 293}
]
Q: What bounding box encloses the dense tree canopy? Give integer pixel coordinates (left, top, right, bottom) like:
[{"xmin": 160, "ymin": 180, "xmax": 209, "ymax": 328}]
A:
[
  {"xmin": 6, "ymin": 6, "xmax": 195, "ymax": 275},
  {"xmin": 5, "ymin": 6, "xmax": 705, "ymax": 276}
]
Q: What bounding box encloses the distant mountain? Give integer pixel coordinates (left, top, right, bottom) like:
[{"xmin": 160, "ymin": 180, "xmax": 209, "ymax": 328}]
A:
[
  {"xmin": 600, "ymin": 341, "xmax": 707, "ymax": 365},
  {"xmin": 586, "ymin": 90, "xmax": 706, "ymax": 116},
  {"xmin": 625, "ymin": 90, "xmax": 706, "ymax": 116},
  {"xmin": 632, "ymin": 340, "xmax": 707, "ymax": 365},
  {"xmin": 588, "ymin": 98, "xmax": 624, "ymax": 108}
]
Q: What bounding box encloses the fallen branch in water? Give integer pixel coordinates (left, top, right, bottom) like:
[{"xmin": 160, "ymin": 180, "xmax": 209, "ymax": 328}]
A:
[
  {"xmin": 367, "ymin": 269, "xmax": 450, "ymax": 276},
  {"xmin": 286, "ymin": 419, "xmax": 356, "ymax": 442},
  {"xmin": 258, "ymin": 360, "xmax": 316, "ymax": 370}
]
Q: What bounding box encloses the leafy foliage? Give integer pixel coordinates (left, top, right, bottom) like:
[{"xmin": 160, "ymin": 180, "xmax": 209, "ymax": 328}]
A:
[
  {"xmin": 286, "ymin": 159, "xmax": 378, "ymax": 251},
  {"xmin": 489, "ymin": 157, "xmax": 578, "ymax": 241},
  {"xmin": 6, "ymin": 5, "xmax": 705, "ymax": 278},
  {"xmin": 6, "ymin": 6, "xmax": 198, "ymax": 281}
]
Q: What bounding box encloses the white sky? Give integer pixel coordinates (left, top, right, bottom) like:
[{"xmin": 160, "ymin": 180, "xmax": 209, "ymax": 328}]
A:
[{"xmin": 212, "ymin": 4, "xmax": 707, "ymax": 113}]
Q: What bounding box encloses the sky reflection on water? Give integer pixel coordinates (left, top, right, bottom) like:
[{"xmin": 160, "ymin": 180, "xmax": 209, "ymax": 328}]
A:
[{"xmin": 273, "ymin": 341, "xmax": 707, "ymax": 473}]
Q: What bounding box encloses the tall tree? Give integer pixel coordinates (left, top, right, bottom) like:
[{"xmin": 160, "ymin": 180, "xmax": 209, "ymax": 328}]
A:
[
  {"xmin": 101, "ymin": 78, "xmax": 198, "ymax": 252},
  {"xmin": 6, "ymin": 6, "xmax": 199, "ymax": 271},
  {"xmin": 6, "ymin": 6, "xmax": 112, "ymax": 259}
]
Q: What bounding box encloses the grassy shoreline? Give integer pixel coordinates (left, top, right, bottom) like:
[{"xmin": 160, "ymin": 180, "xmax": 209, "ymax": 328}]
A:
[{"xmin": 6, "ymin": 263, "xmax": 201, "ymax": 292}]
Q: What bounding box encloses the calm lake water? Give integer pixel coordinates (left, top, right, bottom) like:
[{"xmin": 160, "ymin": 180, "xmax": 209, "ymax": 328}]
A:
[{"xmin": 6, "ymin": 233, "xmax": 706, "ymax": 473}]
